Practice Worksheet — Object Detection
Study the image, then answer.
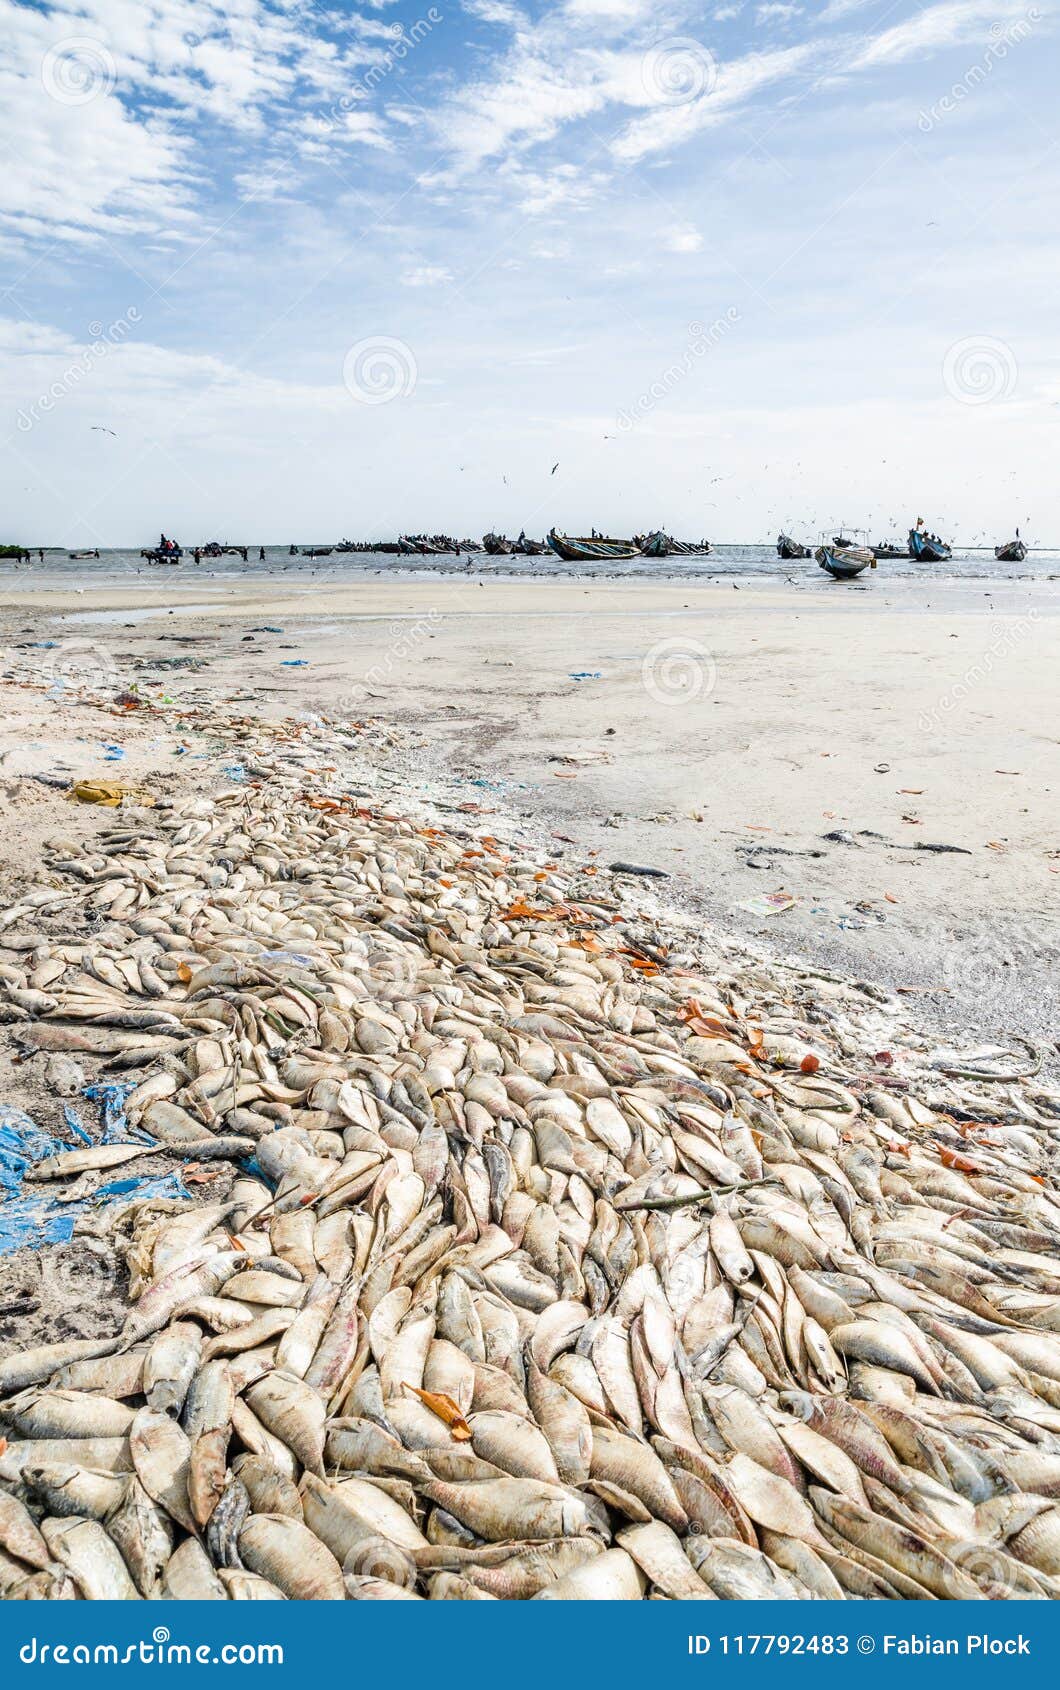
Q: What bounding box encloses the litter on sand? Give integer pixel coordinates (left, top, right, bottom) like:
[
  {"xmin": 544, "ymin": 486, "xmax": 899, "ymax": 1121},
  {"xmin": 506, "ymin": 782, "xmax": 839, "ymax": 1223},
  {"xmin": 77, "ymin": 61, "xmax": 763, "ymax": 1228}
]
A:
[
  {"xmin": 735, "ymin": 890, "xmax": 798, "ymax": 916},
  {"xmin": 0, "ymin": 1099, "xmax": 190, "ymax": 1254}
]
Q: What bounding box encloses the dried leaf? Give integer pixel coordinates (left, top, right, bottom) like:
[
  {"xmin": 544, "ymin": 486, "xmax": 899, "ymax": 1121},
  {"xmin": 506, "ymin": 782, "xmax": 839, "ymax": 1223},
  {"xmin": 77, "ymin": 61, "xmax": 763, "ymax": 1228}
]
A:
[{"xmin": 403, "ymin": 1384, "xmax": 473, "ymax": 1440}]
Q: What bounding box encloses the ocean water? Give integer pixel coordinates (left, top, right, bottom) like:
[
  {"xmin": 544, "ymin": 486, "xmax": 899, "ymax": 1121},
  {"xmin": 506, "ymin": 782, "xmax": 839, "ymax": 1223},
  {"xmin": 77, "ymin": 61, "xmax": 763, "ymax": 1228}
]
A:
[{"xmin": 4, "ymin": 542, "xmax": 1058, "ymax": 585}]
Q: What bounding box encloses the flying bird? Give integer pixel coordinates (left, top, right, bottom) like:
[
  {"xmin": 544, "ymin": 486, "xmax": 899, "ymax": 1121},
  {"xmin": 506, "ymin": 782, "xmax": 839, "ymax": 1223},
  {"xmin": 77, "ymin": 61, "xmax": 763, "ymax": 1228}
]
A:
[
  {"xmin": 91, "ymin": 426, "xmax": 117, "ymax": 436},
  {"xmin": 550, "ymin": 462, "xmax": 559, "ymax": 475}
]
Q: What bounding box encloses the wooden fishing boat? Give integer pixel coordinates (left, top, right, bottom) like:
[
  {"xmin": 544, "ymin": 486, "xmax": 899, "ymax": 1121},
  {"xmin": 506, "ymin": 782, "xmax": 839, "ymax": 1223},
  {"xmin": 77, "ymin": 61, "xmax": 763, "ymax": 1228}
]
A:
[
  {"xmin": 301, "ymin": 546, "xmax": 334, "ymax": 557},
  {"xmin": 548, "ymin": 529, "xmax": 640, "ymax": 562},
  {"xmin": 513, "ymin": 535, "xmax": 546, "ymax": 555},
  {"xmin": 994, "ymin": 533, "xmax": 1027, "ymax": 563},
  {"xmin": 777, "ymin": 534, "xmax": 809, "ymax": 559},
  {"xmin": 816, "ymin": 545, "xmax": 874, "ymax": 580},
  {"xmin": 639, "ymin": 532, "xmax": 712, "ymax": 558},
  {"xmin": 908, "ymin": 525, "xmax": 952, "ymax": 562},
  {"xmin": 872, "ymin": 541, "xmax": 908, "ymax": 559},
  {"xmin": 68, "ymin": 549, "xmax": 100, "ymax": 560},
  {"xmin": 483, "ymin": 533, "xmax": 513, "ymax": 555}
]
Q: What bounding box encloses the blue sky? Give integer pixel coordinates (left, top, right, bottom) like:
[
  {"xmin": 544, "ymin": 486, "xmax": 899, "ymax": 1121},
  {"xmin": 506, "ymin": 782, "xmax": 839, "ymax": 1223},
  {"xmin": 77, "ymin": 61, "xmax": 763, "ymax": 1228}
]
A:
[{"xmin": 0, "ymin": 0, "xmax": 1056, "ymax": 545}]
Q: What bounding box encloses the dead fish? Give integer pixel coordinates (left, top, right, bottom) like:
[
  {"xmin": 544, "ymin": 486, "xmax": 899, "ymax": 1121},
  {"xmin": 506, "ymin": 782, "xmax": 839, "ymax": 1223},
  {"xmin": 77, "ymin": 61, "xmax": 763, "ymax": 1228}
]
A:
[{"xmin": 239, "ymin": 1513, "xmax": 345, "ymax": 1600}]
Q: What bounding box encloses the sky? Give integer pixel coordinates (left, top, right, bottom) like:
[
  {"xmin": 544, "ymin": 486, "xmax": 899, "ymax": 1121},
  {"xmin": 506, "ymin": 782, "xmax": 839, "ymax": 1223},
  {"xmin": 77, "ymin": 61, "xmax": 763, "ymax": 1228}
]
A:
[{"xmin": 0, "ymin": 0, "xmax": 1056, "ymax": 545}]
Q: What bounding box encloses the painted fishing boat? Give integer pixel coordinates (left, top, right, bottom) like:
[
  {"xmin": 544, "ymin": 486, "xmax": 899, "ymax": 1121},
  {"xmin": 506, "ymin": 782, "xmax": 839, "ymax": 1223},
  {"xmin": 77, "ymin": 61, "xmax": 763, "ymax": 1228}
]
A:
[
  {"xmin": 994, "ymin": 533, "xmax": 1027, "ymax": 563},
  {"xmin": 301, "ymin": 546, "xmax": 334, "ymax": 557},
  {"xmin": 513, "ymin": 535, "xmax": 547, "ymax": 555},
  {"xmin": 816, "ymin": 545, "xmax": 874, "ymax": 580},
  {"xmin": 872, "ymin": 540, "xmax": 908, "ymax": 559},
  {"xmin": 777, "ymin": 534, "xmax": 809, "ymax": 560},
  {"xmin": 548, "ymin": 529, "xmax": 640, "ymax": 562},
  {"xmin": 483, "ymin": 533, "xmax": 513, "ymax": 555},
  {"xmin": 908, "ymin": 523, "xmax": 952, "ymax": 562}
]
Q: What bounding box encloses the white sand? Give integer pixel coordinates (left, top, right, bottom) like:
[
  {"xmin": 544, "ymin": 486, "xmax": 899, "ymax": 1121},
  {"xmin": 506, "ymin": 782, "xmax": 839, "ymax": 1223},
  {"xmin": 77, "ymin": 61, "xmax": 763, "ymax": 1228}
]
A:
[{"xmin": 1, "ymin": 571, "xmax": 1056, "ymax": 1053}]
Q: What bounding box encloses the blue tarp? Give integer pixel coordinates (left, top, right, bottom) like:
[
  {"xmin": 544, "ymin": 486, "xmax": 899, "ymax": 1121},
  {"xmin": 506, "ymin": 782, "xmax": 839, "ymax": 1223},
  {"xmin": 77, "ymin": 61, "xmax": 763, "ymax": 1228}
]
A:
[{"xmin": 0, "ymin": 1088, "xmax": 191, "ymax": 1255}]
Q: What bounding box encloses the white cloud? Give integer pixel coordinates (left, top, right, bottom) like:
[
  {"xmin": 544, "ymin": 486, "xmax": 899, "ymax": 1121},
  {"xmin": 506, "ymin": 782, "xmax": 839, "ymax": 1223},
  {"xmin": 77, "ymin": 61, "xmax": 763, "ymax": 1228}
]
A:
[
  {"xmin": 663, "ymin": 222, "xmax": 704, "ymax": 251},
  {"xmin": 400, "ymin": 264, "xmax": 455, "ymax": 285},
  {"xmin": 849, "ymin": 0, "xmax": 1043, "ymax": 68},
  {"xmin": 0, "ymin": 0, "xmax": 397, "ymax": 243}
]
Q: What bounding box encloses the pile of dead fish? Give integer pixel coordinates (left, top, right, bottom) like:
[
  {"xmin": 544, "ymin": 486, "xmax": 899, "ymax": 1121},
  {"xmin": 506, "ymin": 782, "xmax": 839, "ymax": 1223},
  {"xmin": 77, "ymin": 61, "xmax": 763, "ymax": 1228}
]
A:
[{"xmin": 1, "ymin": 740, "xmax": 1060, "ymax": 1600}]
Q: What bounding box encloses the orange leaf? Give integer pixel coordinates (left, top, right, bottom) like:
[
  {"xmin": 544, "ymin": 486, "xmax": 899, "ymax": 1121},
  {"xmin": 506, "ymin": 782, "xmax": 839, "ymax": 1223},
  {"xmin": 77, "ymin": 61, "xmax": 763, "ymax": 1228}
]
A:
[
  {"xmin": 403, "ymin": 1384, "xmax": 472, "ymax": 1440},
  {"xmin": 936, "ymin": 1143, "xmax": 982, "ymax": 1174},
  {"xmin": 800, "ymin": 1053, "xmax": 820, "ymax": 1074}
]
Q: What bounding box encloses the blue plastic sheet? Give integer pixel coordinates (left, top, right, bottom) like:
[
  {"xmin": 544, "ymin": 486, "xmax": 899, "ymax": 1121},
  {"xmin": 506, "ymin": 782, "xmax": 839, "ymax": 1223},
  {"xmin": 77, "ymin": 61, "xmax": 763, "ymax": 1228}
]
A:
[{"xmin": 0, "ymin": 1090, "xmax": 190, "ymax": 1255}]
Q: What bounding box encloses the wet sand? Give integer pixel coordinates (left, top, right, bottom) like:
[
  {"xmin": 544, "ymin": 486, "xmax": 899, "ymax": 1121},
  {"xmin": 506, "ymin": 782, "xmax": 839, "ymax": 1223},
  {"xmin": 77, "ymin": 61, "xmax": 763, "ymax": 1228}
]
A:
[{"xmin": 0, "ymin": 571, "xmax": 1056, "ymax": 1057}]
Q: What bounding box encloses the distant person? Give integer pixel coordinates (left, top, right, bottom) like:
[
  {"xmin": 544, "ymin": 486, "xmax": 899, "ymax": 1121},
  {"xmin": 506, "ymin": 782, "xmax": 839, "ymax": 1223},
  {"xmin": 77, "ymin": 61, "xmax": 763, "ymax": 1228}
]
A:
[
  {"xmin": 259, "ymin": 546, "xmax": 265, "ymax": 561},
  {"xmin": 38, "ymin": 548, "xmax": 43, "ymax": 562}
]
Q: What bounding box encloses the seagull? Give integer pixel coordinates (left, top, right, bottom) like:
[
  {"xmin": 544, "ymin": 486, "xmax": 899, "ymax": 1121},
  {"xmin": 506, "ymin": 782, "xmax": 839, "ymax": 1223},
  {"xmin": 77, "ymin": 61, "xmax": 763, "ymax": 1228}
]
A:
[
  {"xmin": 550, "ymin": 462, "xmax": 559, "ymax": 475},
  {"xmin": 91, "ymin": 426, "xmax": 117, "ymax": 436}
]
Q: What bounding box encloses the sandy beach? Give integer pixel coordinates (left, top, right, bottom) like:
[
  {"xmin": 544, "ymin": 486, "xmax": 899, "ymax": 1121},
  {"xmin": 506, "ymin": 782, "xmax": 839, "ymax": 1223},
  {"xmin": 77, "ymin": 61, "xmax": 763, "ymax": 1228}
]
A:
[{"xmin": 1, "ymin": 570, "xmax": 1056, "ymax": 1057}]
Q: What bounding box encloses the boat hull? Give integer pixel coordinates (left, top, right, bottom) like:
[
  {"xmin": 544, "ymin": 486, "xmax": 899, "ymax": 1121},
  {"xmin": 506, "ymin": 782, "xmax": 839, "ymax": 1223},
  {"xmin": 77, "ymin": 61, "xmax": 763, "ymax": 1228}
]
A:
[
  {"xmin": 777, "ymin": 535, "xmax": 809, "ymax": 559},
  {"xmin": 994, "ymin": 540, "xmax": 1027, "ymax": 562},
  {"xmin": 908, "ymin": 529, "xmax": 952, "ymax": 562},
  {"xmin": 548, "ymin": 530, "xmax": 640, "ymax": 561},
  {"xmin": 816, "ymin": 545, "xmax": 873, "ymax": 579}
]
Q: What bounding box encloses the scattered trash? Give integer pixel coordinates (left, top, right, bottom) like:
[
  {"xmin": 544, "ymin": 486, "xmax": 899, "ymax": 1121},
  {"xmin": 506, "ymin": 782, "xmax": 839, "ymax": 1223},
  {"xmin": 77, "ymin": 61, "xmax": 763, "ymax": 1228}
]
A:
[
  {"xmin": 281, "ymin": 659, "xmax": 308, "ymax": 667},
  {"xmin": 101, "ymin": 743, "xmax": 125, "ymax": 761},
  {"xmin": 608, "ymin": 862, "xmax": 671, "ymax": 879},
  {"xmin": 0, "ymin": 1094, "xmax": 189, "ymax": 1253},
  {"xmin": 568, "ymin": 671, "xmax": 601, "ymax": 681},
  {"xmin": 67, "ymin": 780, "xmax": 154, "ymax": 807},
  {"xmin": 735, "ymin": 891, "xmax": 797, "ymax": 917},
  {"xmin": 222, "ymin": 763, "xmax": 248, "ymax": 783},
  {"xmin": 873, "ymin": 762, "xmax": 891, "ymax": 773}
]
